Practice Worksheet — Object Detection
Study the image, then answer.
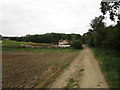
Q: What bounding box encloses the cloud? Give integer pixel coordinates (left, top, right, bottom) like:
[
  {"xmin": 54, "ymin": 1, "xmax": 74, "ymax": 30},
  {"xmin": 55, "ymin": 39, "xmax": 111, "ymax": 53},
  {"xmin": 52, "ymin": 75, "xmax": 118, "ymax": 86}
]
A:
[{"xmin": 1, "ymin": 0, "xmax": 103, "ymax": 36}]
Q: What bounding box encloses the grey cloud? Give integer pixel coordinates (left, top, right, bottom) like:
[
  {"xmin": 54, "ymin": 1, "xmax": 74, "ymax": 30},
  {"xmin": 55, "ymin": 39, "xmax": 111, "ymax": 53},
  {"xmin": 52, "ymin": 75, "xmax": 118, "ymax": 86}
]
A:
[{"xmin": 1, "ymin": 0, "xmax": 107, "ymax": 36}]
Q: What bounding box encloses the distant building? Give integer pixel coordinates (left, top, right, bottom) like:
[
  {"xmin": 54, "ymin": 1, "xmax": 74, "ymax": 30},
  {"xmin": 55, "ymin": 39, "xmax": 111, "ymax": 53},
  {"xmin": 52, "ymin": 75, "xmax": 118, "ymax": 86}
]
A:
[
  {"xmin": 2, "ymin": 38, "xmax": 10, "ymax": 41},
  {"xmin": 58, "ymin": 40, "xmax": 69, "ymax": 45},
  {"xmin": 58, "ymin": 39, "xmax": 70, "ymax": 47}
]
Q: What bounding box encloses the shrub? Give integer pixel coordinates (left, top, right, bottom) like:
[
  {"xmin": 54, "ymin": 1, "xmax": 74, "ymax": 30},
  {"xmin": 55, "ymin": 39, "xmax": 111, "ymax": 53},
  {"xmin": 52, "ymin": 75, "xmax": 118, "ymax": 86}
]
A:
[{"xmin": 70, "ymin": 40, "xmax": 82, "ymax": 49}]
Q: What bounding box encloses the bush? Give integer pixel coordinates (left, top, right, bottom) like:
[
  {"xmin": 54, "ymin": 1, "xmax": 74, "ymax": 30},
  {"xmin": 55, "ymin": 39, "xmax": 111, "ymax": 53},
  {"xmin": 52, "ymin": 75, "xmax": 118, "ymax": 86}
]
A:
[{"xmin": 70, "ymin": 40, "xmax": 82, "ymax": 49}]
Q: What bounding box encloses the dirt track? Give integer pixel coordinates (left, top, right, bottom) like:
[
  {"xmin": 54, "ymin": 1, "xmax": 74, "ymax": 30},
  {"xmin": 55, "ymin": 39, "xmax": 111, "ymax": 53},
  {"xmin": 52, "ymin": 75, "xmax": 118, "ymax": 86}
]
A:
[{"xmin": 50, "ymin": 45, "xmax": 109, "ymax": 88}]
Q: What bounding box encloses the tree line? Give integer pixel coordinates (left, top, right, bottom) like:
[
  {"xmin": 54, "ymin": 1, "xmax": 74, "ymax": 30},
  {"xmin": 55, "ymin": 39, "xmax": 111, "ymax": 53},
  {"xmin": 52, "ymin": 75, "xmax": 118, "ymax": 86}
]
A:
[
  {"xmin": 3, "ymin": 33, "xmax": 81, "ymax": 44},
  {"xmin": 81, "ymin": 1, "xmax": 120, "ymax": 51},
  {"xmin": 81, "ymin": 15, "xmax": 120, "ymax": 51}
]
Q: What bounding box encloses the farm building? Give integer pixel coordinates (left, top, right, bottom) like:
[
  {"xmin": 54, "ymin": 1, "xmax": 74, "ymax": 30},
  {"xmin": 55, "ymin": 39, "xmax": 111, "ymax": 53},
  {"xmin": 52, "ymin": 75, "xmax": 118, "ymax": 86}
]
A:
[
  {"xmin": 58, "ymin": 40, "xmax": 70, "ymax": 47},
  {"xmin": 58, "ymin": 40, "xmax": 70, "ymax": 45}
]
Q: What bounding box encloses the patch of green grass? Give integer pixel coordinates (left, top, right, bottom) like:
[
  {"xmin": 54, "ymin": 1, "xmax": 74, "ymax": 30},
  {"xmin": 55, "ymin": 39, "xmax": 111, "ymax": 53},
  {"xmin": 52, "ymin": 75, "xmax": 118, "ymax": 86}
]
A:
[
  {"xmin": 64, "ymin": 77, "xmax": 80, "ymax": 88},
  {"xmin": 2, "ymin": 40, "xmax": 27, "ymax": 46},
  {"xmin": 92, "ymin": 48, "xmax": 120, "ymax": 88},
  {"xmin": 68, "ymin": 77, "xmax": 75, "ymax": 83},
  {"xmin": 64, "ymin": 77, "xmax": 75, "ymax": 88},
  {"xmin": 2, "ymin": 40, "xmax": 52, "ymax": 47},
  {"xmin": 79, "ymin": 68, "xmax": 84, "ymax": 72},
  {"xmin": 2, "ymin": 40, "xmax": 81, "ymax": 53}
]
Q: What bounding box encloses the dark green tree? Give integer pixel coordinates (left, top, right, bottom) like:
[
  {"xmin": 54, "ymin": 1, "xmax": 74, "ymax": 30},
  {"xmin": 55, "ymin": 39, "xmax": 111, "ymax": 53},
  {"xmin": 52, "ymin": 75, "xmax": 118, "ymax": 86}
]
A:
[
  {"xmin": 70, "ymin": 40, "xmax": 82, "ymax": 49},
  {"xmin": 100, "ymin": 1, "xmax": 120, "ymax": 21}
]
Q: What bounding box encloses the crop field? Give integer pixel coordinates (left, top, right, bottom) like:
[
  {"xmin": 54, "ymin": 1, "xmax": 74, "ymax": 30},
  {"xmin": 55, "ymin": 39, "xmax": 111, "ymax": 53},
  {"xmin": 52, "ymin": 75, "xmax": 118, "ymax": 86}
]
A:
[
  {"xmin": 2, "ymin": 40, "xmax": 53, "ymax": 48},
  {"xmin": 2, "ymin": 40, "xmax": 80, "ymax": 88}
]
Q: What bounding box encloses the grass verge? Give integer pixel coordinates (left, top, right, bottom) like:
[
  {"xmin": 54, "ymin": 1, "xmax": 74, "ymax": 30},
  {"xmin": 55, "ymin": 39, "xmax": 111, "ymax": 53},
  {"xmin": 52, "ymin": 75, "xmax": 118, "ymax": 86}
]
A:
[{"xmin": 92, "ymin": 48, "xmax": 120, "ymax": 88}]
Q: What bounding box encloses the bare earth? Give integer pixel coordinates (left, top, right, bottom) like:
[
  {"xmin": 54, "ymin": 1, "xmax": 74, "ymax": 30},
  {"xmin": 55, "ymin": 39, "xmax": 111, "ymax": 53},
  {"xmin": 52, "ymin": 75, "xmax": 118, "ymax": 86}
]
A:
[
  {"xmin": 50, "ymin": 45, "xmax": 109, "ymax": 88},
  {"xmin": 2, "ymin": 52, "xmax": 78, "ymax": 88}
]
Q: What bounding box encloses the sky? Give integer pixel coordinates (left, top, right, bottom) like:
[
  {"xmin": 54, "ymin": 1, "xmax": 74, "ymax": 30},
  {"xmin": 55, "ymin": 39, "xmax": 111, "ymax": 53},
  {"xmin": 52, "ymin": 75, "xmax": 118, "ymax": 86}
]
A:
[{"xmin": 0, "ymin": 0, "xmax": 115, "ymax": 36}]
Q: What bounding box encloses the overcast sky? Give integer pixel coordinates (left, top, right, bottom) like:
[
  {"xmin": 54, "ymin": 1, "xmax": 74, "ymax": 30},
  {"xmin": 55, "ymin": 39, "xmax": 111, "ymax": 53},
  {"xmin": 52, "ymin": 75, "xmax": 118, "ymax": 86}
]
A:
[{"xmin": 0, "ymin": 0, "xmax": 115, "ymax": 36}]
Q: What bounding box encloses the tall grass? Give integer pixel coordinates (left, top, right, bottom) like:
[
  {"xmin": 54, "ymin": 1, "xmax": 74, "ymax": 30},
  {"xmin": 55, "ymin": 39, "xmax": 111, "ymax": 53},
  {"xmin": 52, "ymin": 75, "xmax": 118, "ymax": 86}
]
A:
[{"xmin": 92, "ymin": 48, "xmax": 120, "ymax": 88}]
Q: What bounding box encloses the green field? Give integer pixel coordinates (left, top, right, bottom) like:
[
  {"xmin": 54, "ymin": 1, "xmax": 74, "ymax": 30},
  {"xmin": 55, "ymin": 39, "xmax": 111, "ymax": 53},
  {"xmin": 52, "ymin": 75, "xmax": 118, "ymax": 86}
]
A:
[
  {"xmin": 2, "ymin": 40, "xmax": 52, "ymax": 47},
  {"xmin": 92, "ymin": 48, "xmax": 120, "ymax": 88},
  {"xmin": 2, "ymin": 40, "xmax": 27, "ymax": 46},
  {"xmin": 2, "ymin": 40, "xmax": 80, "ymax": 53}
]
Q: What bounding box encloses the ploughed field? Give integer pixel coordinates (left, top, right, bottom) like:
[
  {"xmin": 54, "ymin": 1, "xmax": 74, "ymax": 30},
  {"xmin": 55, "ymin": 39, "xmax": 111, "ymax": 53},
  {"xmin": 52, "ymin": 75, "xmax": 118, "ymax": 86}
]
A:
[
  {"xmin": 3, "ymin": 52, "xmax": 79, "ymax": 88},
  {"xmin": 2, "ymin": 40, "xmax": 79, "ymax": 88}
]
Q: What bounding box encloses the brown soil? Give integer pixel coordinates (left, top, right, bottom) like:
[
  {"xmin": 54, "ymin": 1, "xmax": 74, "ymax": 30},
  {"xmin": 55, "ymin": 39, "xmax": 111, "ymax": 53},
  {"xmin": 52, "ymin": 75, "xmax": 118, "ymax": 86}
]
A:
[
  {"xmin": 2, "ymin": 45, "xmax": 109, "ymax": 88},
  {"xmin": 50, "ymin": 51, "xmax": 84, "ymax": 88},
  {"xmin": 78, "ymin": 45, "xmax": 108, "ymax": 88},
  {"xmin": 50, "ymin": 45, "xmax": 109, "ymax": 88},
  {"xmin": 2, "ymin": 52, "xmax": 79, "ymax": 88}
]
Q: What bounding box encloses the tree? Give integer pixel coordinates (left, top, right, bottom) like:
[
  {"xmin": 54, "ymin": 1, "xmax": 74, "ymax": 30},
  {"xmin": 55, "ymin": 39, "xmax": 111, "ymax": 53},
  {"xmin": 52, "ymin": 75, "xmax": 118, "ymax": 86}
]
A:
[
  {"xmin": 0, "ymin": 35, "xmax": 2, "ymax": 40},
  {"xmin": 90, "ymin": 15, "xmax": 105, "ymax": 31},
  {"xmin": 70, "ymin": 40, "xmax": 82, "ymax": 49},
  {"xmin": 22, "ymin": 33, "xmax": 82, "ymax": 44},
  {"xmin": 87, "ymin": 15, "xmax": 106, "ymax": 47},
  {"xmin": 100, "ymin": 1, "xmax": 120, "ymax": 21}
]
